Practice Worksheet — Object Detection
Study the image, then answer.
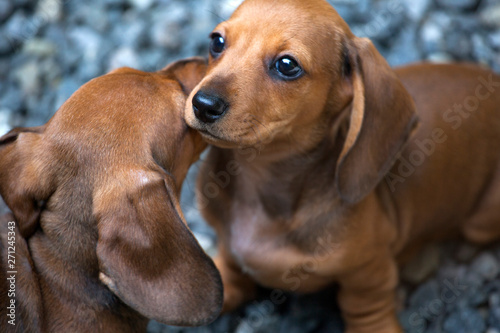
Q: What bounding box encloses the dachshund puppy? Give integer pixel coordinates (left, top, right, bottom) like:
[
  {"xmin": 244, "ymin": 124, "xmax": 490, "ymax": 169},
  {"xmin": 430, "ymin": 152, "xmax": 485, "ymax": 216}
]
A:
[
  {"xmin": 183, "ymin": 0, "xmax": 500, "ymax": 332},
  {"xmin": 0, "ymin": 58, "xmax": 222, "ymax": 332}
]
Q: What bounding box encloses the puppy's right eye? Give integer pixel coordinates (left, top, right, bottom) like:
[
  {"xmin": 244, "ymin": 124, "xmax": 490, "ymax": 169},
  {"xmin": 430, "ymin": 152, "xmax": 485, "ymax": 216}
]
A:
[
  {"xmin": 271, "ymin": 56, "xmax": 303, "ymax": 81},
  {"xmin": 210, "ymin": 33, "xmax": 225, "ymax": 58}
]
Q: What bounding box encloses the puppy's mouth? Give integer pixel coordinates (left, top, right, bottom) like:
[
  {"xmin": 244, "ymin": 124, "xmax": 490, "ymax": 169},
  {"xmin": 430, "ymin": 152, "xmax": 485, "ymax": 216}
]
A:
[
  {"xmin": 185, "ymin": 105, "xmax": 263, "ymax": 148},
  {"xmin": 197, "ymin": 128, "xmax": 237, "ymax": 149},
  {"xmin": 195, "ymin": 126, "xmax": 248, "ymax": 149},
  {"xmin": 198, "ymin": 128, "xmax": 223, "ymax": 140}
]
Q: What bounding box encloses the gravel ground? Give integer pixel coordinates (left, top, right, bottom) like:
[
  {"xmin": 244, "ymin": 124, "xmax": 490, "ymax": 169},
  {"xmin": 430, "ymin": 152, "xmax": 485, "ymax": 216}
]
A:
[{"xmin": 1, "ymin": 0, "xmax": 500, "ymax": 332}]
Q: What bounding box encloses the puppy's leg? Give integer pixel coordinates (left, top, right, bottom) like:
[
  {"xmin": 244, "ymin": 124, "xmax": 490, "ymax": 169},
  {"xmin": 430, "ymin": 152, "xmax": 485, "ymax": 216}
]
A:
[
  {"xmin": 463, "ymin": 209, "xmax": 500, "ymax": 244},
  {"xmin": 337, "ymin": 253, "xmax": 401, "ymax": 333},
  {"xmin": 462, "ymin": 172, "xmax": 500, "ymax": 244},
  {"xmin": 214, "ymin": 245, "xmax": 256, "ymax": 312}
]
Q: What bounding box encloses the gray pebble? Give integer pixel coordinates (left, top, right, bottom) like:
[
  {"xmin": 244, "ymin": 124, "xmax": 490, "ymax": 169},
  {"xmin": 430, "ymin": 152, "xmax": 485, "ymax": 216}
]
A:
[
  {"xmin": 13, "ymin": 60, "xmax": 41, "ymax": 95},
  {"xmin": 0, "ymin": 0, "xmax": 13, "ymax": 23},
  {"xmin": 471, "ymin": 252, "xmax": 500, "ymax": 282},
  {"xmin": 0, "ymin": 108, "xmax": 12, "ymax": 136},
  {"xmin": 108, "ymin": 47, "xmax": 141, "ymax": 71},
  {"xmin": 445, "ymin": 30, "xmax": 472, "ymax": 60},
  {"xmin": 420, "ymin": 12, "xmax": 453, "ymax": 54},
  {"xmin": 488, "ymin": 30, "xmax": 500, "ymax": 50},
  {"xmin": 54, "ymin": 78, "xmax": 81, "ymax": 111},
  {"xmin": 409, "ymin": 280, "xmax": 440, "ymax": 309},
  {"xmin": 1, "ymin": 86, "xmax": 23, "ymax": 112},
  {"xmin": 127, "ymin": 0, "xmax": 157, "ymax": 11},
  {"xmin": 480, "ymin": 4, "xmax": 500, "ymax": 28},
  {"xmin": 402, "ymin": 0, "xmax": 431, "ymax": 22},
  {"xmin": 443, "ymin": 307, "xmax": 486, "ymax": 333},
  {"xmin": 67, "ymin": 26, "xmax": 104, "ymax": 62},
  {"xmin": 436, "ymin": 0, "xmax": 481, "ymax": 10},
  {"xmin": 22, "ymin": 38, "xmax": 57, "ymax": 57}
]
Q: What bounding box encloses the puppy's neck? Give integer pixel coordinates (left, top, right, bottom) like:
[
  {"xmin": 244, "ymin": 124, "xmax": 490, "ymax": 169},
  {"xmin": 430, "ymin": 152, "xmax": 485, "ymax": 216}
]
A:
[{"xmin": 232, "ymin": 120, "xmax": 345, "ymax": 189}]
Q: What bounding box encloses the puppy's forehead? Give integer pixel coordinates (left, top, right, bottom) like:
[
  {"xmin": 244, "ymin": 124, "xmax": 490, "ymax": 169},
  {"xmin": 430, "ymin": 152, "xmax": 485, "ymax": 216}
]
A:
[
  {"xmin": 228, "ymin": 0, "xmax": 347, "ymax": 31},
  {"xmin": 217, "ymin": 0, "xmax": 349, "ymax": 68},
  {"xmin": 232, "ymin": 0, "xmax": 336, "ymax": 18}
]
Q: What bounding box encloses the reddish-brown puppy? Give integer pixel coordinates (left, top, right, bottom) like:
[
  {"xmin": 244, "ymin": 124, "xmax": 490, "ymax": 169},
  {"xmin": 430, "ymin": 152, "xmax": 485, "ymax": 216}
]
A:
[
  {"xmin": 183, "ymin": 0, "xmax": 500, "ymax": 332},
  {"xmin": 0, "ymin": 58, "xmax": 223, "ymax": 332}
]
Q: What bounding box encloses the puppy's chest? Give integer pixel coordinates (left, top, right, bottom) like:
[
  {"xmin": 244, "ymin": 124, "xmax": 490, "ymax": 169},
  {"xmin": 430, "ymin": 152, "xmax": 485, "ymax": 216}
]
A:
[{"xmin": 226, "ymin": 181, "xmax": 344, "ymax": 290}]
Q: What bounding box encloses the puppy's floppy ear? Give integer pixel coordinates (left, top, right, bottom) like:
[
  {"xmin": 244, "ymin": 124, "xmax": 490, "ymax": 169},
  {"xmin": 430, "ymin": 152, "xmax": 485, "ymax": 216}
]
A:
[
  {"xmin": 0, "ymin": 213, "xmax": 43, "ymax": 331},
  {"xmin": 96, "ymin": 176, "xmax": 222, "ymax": 326},
  {"xmin": 0, "ymin": 127, "xmax": 49, "ymax": 238},
  {"xmin": 336, "ymin": 38, "xmax": 418, "ymax": 204},
  {"xmin": 159, "ymin": 57, "xmax": 207, "ymax": 94}
]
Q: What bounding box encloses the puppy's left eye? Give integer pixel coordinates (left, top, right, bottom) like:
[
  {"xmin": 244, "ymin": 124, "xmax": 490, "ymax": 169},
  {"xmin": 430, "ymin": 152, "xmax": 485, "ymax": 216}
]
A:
[
  {"xmin": 273, "ymin": 56, "xmax": 303, "ymax": 80},
  {"xmin": 210, "ymin": 33, "xmax": 225, "ymax": 58}
]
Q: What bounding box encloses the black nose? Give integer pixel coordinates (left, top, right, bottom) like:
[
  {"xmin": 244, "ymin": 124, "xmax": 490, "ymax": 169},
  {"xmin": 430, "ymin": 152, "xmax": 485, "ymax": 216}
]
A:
[{"xmin": 192, "ymin": 91, "xmax": 229, "ymax": 123}]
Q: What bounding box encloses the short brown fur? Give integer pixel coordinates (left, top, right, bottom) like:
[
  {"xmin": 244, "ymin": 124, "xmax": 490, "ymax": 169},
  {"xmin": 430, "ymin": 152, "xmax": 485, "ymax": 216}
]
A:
[
  {"xmin": 0, "ymin": 58, "xmax": 223, "ymax": 332},
  {"xmin": 184, "ymin": 1, "xmax": 500, "ymax": 332}
]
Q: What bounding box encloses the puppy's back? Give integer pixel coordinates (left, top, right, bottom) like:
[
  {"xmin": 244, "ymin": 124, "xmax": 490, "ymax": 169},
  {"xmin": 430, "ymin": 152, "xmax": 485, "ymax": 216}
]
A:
[{"xmin": 389, "ymin": 64, "xmax": 500, "ymax": 241}]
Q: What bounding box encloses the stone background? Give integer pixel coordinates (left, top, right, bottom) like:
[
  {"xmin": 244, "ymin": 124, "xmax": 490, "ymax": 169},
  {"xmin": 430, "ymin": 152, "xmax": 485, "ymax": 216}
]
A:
[{"xmin": 1, "ymin": 0, "xmax": 500, "ymax": 332}]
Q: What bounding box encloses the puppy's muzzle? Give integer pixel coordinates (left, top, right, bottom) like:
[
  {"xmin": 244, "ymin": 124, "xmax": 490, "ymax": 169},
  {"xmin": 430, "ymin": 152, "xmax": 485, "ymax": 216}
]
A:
[{"xmin": 192, "ymin": 90, "xmax": 229, "ymax": 123}]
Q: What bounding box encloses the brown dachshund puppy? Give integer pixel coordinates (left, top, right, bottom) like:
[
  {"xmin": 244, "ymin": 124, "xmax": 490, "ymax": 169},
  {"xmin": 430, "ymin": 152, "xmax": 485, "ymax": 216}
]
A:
[
  {"xmin": 0, "ymin": 58, "xmax": 223, "ymax": 332},
  {"xmin": 183, "ymin": 0, "xmax": 500, "ymax": 332}
]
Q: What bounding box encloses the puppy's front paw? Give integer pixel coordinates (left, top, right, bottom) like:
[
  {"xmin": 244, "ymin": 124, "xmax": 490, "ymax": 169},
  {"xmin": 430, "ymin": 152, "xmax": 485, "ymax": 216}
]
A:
[
  {"xmin": 221, "ymin": 280, "xmax": 254, "ymax": 313},
  {"xmin": 213, "ymin": 256, "xmax": 256, "ymax": 313}
]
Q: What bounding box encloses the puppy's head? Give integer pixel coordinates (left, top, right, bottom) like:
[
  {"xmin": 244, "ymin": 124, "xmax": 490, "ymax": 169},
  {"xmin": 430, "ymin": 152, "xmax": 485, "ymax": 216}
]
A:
[
  {"xmin": 0, "ymin": 58, "xmax": 223, "ymax": 326},
  {"xmin": 185, "ymin": 0, "xmax": 417, "ymax": 203}
]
